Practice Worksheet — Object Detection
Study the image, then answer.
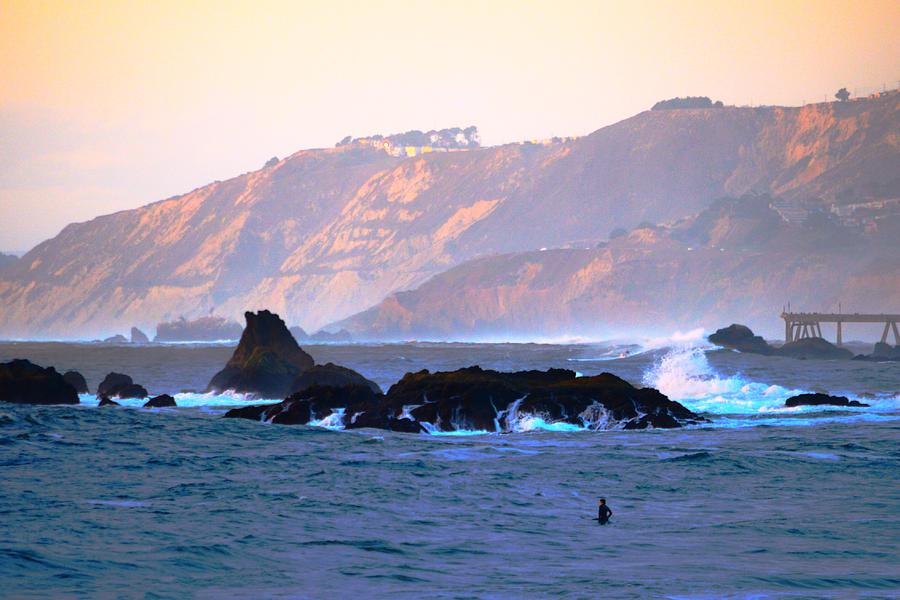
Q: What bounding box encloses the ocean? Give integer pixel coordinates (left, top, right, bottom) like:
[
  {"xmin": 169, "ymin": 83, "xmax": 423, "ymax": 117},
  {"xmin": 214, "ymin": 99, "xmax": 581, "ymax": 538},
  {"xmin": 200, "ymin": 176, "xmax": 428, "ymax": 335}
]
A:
[{"xmin": 1, "ymin": 340, "xmax": 898, "ymax": 598}]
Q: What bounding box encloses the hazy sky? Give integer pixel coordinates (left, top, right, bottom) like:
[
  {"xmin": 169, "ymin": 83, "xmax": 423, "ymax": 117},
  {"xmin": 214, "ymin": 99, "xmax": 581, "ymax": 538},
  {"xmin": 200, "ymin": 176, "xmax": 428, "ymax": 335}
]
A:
[{"xmin": 1, "ymin": 0, "xmax": 899, "ymax": 251}]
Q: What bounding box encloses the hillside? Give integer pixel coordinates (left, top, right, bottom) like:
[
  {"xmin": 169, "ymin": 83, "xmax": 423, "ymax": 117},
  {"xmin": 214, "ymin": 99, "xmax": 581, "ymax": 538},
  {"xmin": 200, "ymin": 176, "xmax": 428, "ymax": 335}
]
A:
[
  {"xmin": 1, "ymin": 93, "xmax": 898, "ymax": 338},
  {"xmin": 336, "ymin": 196, "xmax": 900, "ymax": 340}
]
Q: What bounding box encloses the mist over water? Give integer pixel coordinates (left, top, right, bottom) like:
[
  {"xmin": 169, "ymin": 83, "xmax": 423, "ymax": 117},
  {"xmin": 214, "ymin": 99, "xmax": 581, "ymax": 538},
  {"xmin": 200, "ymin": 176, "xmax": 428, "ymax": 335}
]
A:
[{"xmin": 1, "ymin": 340, "xmax": 899, "ymax": 597}]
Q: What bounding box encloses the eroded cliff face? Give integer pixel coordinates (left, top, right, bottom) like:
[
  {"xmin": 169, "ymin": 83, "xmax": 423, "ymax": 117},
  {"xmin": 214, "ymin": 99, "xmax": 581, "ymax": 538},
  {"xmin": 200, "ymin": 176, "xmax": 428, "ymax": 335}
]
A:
[
  {"xmin": 336, "ymin": 197, "xmax": 900, "ymax": 340},
  {"xmin": 1, "ymin": 94, "xmax": 897, "ymax": 338}
]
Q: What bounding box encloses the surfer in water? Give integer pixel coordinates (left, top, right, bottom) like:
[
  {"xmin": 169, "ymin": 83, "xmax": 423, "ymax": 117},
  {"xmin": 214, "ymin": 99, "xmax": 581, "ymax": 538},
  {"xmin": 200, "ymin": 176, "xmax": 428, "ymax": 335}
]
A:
[{"xmin": 596, "ymin": 498, "xmax": 612, "ymax": 524}]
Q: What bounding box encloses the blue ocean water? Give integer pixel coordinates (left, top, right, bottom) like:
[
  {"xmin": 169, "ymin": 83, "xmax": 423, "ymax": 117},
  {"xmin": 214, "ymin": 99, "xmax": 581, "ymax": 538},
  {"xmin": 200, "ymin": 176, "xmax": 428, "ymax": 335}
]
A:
[{"xmin": 1, "ymin": 341, "xmax": 899, "ymax": 598}]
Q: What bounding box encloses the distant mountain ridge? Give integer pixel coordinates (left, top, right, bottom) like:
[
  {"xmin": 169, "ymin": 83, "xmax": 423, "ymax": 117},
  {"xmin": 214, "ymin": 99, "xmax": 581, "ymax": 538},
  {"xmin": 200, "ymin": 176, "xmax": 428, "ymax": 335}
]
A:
[{"xmin": 0, "ymin": 93, "xmax": 898, "ymax": 338}]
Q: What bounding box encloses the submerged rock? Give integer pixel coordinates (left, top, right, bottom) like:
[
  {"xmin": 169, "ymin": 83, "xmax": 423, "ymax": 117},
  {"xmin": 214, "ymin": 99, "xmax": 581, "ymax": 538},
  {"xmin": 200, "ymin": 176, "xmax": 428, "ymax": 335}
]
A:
[
  {"xmin": 97, "ymin": 372, "xmax": 149, "ymax": 399},
  {"xmin": 98, "ymin": 396, "xmax": 120, "ymax": 407},
  {"xmin": 130, "ymin": 327, "xmax": 150, "ymax": 344},
  {"xmin": 206, "ymin": 310, "xmax": 316, "ymax": 398},
  {"xmin": 143, "ymin": 394, "xmax": 176, "ymax": 408},
  {"xmin": 102, "ymin": 334, "xmax": 129, "ymax": 344},
  {"xmin": 0, "ymin": 359, "xmax": 80, "ymax": 405},
  {"xmin": 708, "ymin": 324, "xmax": 774, "ymax": 355},
  {"xmin": 63, "ymin": 370, "xmax": 89, "ymax": 394},
  {"xmin": 785, "ymin": 393, "xmax": 869, "ymax": 408},
  {"xmin": 776, "ymin": 337, "xmax": 853, "ymax": 360},
  {"xmin": 225, "ymin": 366, "xmax": 704, "ymax": 433}
]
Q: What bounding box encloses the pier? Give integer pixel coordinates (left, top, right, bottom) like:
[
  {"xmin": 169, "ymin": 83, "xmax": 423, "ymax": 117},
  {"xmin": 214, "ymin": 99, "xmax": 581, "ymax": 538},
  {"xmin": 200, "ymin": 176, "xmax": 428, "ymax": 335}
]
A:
[{"xmin": 781, "ymin": 312, "xmax": 900, "ymax": 345}]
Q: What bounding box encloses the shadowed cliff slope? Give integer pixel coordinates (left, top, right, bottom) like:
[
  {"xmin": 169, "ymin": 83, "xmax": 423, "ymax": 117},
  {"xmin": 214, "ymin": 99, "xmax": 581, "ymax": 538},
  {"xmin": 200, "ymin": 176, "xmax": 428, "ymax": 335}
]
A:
[
  {"xmin": 335, "ymin": 196, "xmax": 900, "ymax": 340},
  {"xmin": 1, "ymin": 93, "xmax": 898, "ymax": 337}
]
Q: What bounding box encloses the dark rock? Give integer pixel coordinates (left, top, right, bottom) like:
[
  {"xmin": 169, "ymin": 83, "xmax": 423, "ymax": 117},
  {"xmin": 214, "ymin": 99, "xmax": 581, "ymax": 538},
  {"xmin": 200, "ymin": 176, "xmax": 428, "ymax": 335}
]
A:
[
  {"xmin": 785, "ymin": 393, "xmax": 869, "ymax": 408},
  {"xmin": 143, "ymin": 394, "xmax": 176, "ymax": 408},
  {"xmin": 224, "ymin": 366, "xmax": 704, "ymax": 433},
  {"xmin": 63, "ymin": 370, "xmax": 89, "ymax": 394},
  {"xmin": 776, "ymin": 337, "xmax": 854, "ymax": 360},
  {"xmin": 98, "ymin": 395, "xmax": 120, "ymax": 407},
  {"xmin": 871, "ymin": 342, "xmax": 900, "ymax": 359},
  {"xmin": 292, "ymin": 363, "xmax": 381, "ymax": 395},
  {"xmin": 102, "ymin": 334, "xmax": 129, "ymax": 344},
  {"xmin": 225, "ymin": 384, "xmax": 378, "ymax": 425},
  {"xmin": 708, "ymin": 324, "xmax": 774, "ymax": 355},
  {"xmin": 130, "ymin": 327, "xmax": 150, "ymax": 344},
  {"xmin": 206, "ymin": 310, "xmax": 315, "ymax": 398},
  {"xmin": 353, "ymin": 367, "xmax": 703, "ymax": 432},
  {"xmin": 0, "ymin": 359, "xmax": 79, "ymax": 405},
  {"xmin": 97, "ymin": 372, "xmax": 148, "ymax": 399}
]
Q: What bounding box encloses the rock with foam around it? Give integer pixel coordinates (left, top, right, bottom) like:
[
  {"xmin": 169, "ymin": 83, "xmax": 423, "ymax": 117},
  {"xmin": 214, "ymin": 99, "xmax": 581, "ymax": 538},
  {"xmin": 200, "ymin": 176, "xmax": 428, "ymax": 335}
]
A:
[
  {"xmin": 97, "ymin": 372, "xmax": 149, "ymax": 399},
  {"xmin": 784, "ymin": 393, "xmax": 868, "ymax": 408},
  {"xmin": 143, "ymin": 394, "xmax": 176, "ymax": 408},
  {"xmin": 63, "ymin": 370, "xmax": 89, "ymax": 394},
  {"xmin": 206, "ymin": 310, "xmax": 314, "ymax": 399},
  {"xmin": 0, "ymin": 359, "xmax": 79, "ymax": 405},
  {"xmin": 708, "ymin": 324, "xmax": 774, "ymax": 355}
]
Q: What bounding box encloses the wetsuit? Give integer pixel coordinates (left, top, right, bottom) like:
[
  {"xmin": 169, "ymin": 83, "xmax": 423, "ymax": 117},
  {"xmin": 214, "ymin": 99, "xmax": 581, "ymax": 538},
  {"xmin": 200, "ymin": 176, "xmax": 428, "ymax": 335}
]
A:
[{"xmin": 597, "ymin": 504, "xmax": 612, "ymax": 524}]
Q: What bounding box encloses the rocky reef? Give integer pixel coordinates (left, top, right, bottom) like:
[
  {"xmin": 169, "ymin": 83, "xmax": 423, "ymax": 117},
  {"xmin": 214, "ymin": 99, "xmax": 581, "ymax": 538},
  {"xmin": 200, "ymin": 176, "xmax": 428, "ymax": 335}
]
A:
[
  {"xmin": 0, "ymin": 359, "xmax": 79, "ymax": 405},
  {"xmin": 785, "ymin": 393, "xmax": 869, "ymax": 408},
  {"xmin": 207, "ymin": 310, "xmax": 376, "ymax": 398},
  {"xmin": 225, "ymin": 366, "xmax": 705, "ymax": 433},
  {"xmin": 97, "ymin": 373, "xmax": 149, "ymax": 399},
  {"xmin": 63, "ymin": 370, "xmax": 89, "ymax": 394},
  {"xmin": 707, "ymin": 324, "xmax": 774, "ymax": 355},
  {"xmin": 143, "ymin": 394, "xmax": 177, "ymax": 408},
  {"xmin": 708, "ymin": 324, "xmax": 853, "ymax": 360}
]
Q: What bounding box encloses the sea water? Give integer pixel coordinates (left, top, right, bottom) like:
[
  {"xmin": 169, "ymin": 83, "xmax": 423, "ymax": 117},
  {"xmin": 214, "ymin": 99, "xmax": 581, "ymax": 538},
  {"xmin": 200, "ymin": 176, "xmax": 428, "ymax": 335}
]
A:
[{"xmin": 1, "ymin": 341, "xmax": 898, "ymax": 598}]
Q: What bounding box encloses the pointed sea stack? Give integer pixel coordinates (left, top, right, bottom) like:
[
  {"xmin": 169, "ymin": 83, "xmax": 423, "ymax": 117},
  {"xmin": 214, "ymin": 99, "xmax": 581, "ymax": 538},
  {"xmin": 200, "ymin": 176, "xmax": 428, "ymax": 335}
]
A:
[{"xmin": 206, "ymin": 310, "xmax": 315, "ymax": 398}]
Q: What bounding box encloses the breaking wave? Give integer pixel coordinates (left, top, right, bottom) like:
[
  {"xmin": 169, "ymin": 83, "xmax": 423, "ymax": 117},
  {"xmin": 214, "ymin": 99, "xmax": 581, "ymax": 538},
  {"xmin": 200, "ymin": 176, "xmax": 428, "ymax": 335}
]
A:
[{"xmin": 642, "ymin": 346, "xmax": 900, "ymax": 418}]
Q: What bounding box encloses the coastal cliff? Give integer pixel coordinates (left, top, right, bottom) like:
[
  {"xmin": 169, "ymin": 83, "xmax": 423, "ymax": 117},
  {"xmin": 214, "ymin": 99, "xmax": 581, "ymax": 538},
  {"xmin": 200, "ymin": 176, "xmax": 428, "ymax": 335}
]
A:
[{"xmin": 1, "ymin": 94, "xmax": 898, "ymax": 338}]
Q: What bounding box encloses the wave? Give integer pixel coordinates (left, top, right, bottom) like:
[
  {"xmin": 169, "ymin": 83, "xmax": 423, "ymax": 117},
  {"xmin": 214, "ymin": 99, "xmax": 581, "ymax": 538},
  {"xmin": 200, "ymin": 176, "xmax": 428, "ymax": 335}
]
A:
[{"xmin": 642, "ymin": 346, "xmax": 900, "ymax": 417}]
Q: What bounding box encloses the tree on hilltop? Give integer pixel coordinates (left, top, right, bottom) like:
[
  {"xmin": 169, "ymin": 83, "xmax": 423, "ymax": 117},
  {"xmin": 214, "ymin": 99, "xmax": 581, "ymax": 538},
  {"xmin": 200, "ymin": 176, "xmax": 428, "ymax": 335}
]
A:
[{"xmin": 835, "ymin": 88, "xmax": 850, "ymax": 102}]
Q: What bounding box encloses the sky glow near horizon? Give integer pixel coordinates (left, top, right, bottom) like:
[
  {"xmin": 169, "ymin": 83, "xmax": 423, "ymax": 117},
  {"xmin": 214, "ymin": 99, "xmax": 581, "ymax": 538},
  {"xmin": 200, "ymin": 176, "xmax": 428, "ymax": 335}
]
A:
[{"xmin": 1, "ymin": 0, "xmax": 899, "ymax": 251}]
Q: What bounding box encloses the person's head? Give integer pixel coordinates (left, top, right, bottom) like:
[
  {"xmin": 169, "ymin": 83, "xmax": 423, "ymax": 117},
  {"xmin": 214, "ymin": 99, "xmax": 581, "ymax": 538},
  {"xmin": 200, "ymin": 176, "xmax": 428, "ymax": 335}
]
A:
[{"xmin": 599, "ymin": 498, "xmax": 606, "ymax": 505}]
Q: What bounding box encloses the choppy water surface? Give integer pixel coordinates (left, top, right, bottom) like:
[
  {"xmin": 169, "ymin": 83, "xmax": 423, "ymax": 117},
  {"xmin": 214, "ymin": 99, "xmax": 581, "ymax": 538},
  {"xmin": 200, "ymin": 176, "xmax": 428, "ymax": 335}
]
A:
[{"xmin": 1, "ymin": 341, "xmax": 899, "ymax": 598}]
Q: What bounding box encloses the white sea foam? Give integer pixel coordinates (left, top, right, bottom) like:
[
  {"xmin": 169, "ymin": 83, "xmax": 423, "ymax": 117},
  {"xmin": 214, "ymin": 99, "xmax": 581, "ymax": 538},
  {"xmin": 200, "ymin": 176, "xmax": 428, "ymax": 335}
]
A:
[{"xmin": 642, "ymin": 346, "xmax": 900, "ymax": 416}]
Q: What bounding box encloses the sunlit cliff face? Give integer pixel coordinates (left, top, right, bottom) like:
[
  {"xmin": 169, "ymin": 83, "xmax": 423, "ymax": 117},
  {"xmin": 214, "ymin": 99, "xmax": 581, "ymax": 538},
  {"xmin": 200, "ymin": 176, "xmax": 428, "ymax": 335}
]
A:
[{"xmin": 0, "ymin": 93, "xmax": 897, "ymax": 339}]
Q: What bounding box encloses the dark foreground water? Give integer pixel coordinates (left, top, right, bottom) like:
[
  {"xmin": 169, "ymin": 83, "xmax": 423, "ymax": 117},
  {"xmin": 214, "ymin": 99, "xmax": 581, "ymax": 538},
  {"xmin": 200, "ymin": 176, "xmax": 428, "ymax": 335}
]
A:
[{"xmin": 1, "ymin": 341, "xmax": 899, "ymax": 598}]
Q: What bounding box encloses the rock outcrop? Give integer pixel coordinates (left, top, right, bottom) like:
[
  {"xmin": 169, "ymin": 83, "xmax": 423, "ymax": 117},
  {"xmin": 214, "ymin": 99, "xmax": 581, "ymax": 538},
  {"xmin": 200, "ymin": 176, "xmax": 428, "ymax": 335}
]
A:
[
  {"xmin": 785, "ymin": 393, "xmax": 869, "ymax": 408},
  {"xmin": 292, "ymin": 363, "xmax": 381, "ymax": 395},
  {"xmin": 97, "ymin": 373, "xmax": 149, "ymax": 399},
  {"xmin": 708, "ymin": 324, "xmax": 774, "ymax": 355},
  {"xmin": 98, "ymin": 396, "xmax": 120, "ymax": 406},
  {"xmin": 130, "ymin": 327, "xmax": 150, "ymax": 344},
  {"xmin": 63, "ymin": 370, "xmax": 89, "ymax": 394},
  {"xmin": 776, "ymin": 338, "xmax": 854, "ymax": 360},
  {"xmin": 206, "ymin": 310, "xmax": 315, "ymax": 398},
  {"xmin": 225, "ymin": 366, "xmax": 704, "ymax": 433},
  {"xmin": 0, "ymin": 359, "xmax": 79, "ymax": 405},
  {"xmin": 708, "ymin": 324, "xmax": 855, "ymax": 360},
  {"xmin": 2, "ymin": 93, "xmax": 898, "ymax": 339},
  {"xmin": 101, "ymin": 334, "xmax": 129, "ymax": 344},
  {"xmin": 143, "ymin": 394, "xmax": 176, "ymax": 408},
  {"xmin": 871, "ymin": 342, "xmax": 900, "ymax": 359}
]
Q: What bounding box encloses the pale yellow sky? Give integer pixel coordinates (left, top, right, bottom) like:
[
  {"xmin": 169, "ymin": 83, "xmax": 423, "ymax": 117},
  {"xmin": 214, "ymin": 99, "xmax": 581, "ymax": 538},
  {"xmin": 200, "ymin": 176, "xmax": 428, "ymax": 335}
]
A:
[{"xmin": 1, "ymin": 0, "xmax": 899, "ymax": 250}]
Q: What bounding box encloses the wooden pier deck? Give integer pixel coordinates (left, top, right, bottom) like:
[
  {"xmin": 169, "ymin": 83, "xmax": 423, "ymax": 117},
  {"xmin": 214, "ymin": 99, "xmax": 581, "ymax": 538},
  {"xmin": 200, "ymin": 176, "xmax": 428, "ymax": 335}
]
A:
[{"xmin": 781, "ymin": 312, "xmax": 900, "ymax": 345}]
